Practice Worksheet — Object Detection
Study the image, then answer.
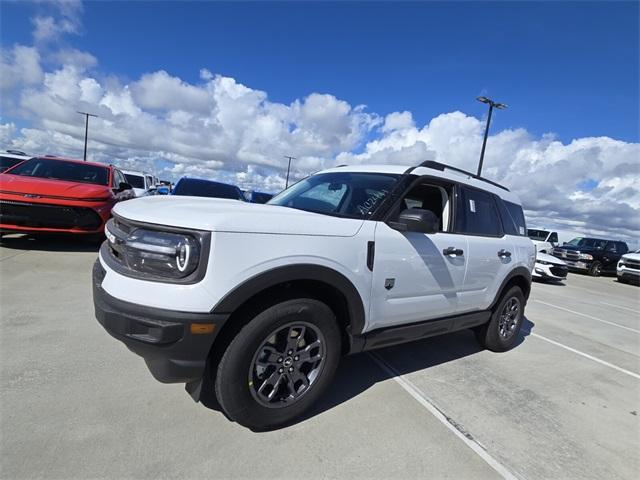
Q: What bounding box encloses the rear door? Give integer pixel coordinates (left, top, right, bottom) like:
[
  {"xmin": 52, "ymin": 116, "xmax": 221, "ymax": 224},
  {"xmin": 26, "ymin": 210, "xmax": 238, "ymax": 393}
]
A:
[{"xmin": 455, "ymin": 186, "xmax": 515, "ymax": 311}]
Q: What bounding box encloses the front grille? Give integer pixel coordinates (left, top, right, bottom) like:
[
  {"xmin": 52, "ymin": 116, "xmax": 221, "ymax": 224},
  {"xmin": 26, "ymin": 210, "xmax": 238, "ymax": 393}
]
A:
[
  {"xmin": 553, "ymin": 248, "xmax": 579, "ymax": 261},
  {"xmin": 624, "ymin": 259, "xmax": 640, "ymax": 270},
  {"xmin": 0, "ymin": 200, "xmax": 102, "ymax": 230},
  {"xmin": 550, "ymin": 265, "xmax": 568, "ymax": 277}
]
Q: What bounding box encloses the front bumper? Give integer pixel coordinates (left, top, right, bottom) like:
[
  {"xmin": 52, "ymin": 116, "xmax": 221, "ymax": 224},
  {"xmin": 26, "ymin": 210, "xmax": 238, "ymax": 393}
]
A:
[
  {"xmin": 617, "ymin": 266, "xmax": 640, "ymax": 281},
  {"xmin": 0, "ymin": 198, "xmax": 109, "ymax": 234},
  {"xmin": 92, "ymin": 260, "xmax": 227, "ymax": 383},
  {"xmin": 533, "ymin": 263, "xmax": 567, "ymax": 280},
  {"xmin": 561, "ymin": 259, "xmax": 589, "ymax": 271}
]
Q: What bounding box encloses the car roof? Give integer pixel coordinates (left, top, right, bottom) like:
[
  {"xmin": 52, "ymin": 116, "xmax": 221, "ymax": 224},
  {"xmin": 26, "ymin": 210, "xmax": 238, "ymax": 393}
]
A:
[
  {"xmin": 0, "ymin": 152, "xmax": 32, "ymax": 160},
  {"xmin": 319, "ymin": 163, "xmax": 522, "ymax": 204},
  {"xmin": 121, "ymin": 169, "xmax": 148, "ymax": 175},
  {"xmin": 176, "ymin": 177, "xmax": 238, "ymax": 187}
]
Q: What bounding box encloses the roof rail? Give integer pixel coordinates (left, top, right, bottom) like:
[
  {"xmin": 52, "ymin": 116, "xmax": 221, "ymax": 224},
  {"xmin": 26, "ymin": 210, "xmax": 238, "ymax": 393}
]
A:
[
  {"xmin": 6, "ymin": 149, "xmax": 28, "ymax": 156},
  {"xmin": 418, "ymin": 160, "xmax": 509, "ymax": 192}
]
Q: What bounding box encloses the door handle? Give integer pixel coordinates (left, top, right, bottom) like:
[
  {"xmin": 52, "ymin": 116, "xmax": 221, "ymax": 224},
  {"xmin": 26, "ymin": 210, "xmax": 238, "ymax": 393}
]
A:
[
  {"xmin": 443, "ymin": 247, "xmax": 464, "ymax": 256},
  {"xmin": 498, "ymin": 249, "xmax": 512, "ymax": 258}
]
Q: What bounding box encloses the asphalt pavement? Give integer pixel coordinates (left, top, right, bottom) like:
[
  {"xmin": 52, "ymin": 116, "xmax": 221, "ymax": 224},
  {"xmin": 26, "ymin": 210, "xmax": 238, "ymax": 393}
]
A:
[{"xmin": 1, "ymin": 235, "xmax": 638, "ymax": 480}]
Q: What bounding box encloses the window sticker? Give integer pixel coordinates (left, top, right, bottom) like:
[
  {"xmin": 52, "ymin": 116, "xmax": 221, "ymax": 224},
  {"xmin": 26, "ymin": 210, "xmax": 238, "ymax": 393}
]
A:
[
  {"xmin": 519, "ymin": 226, "xmax": 525, "ymax": 235},
  {"xmin": 469, "ymin": 199, "xmax": 476, "ymax": 213}
]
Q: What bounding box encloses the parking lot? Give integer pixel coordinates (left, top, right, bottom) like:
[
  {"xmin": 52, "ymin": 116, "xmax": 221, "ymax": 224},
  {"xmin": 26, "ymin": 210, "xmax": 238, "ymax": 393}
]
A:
[{"xmin": 1, "ymin": 235, "xmax": 638, "ymax": 480}]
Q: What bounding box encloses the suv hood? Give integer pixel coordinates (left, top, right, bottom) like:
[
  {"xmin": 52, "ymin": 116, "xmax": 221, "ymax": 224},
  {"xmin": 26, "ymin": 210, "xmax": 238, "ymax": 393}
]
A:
[
  {"xmin": 622, "ymin": 252, "xmax": 640, "ymax": 261},
  {"xmin": 0, "ymin": 174, "xmax": 110, "ymax": 199},
  {"xmin": 113, "ymin": 195, "xmax": 365, "ymax": 237}
]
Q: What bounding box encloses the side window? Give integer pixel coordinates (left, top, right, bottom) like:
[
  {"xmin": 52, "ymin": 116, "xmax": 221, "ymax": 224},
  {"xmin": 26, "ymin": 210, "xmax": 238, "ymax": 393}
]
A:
[
  {"xmin": 397, "ymin": 182, "xmax": 452, "ymax": 232},
  {"xmin": 605, "ymin": 242, "xmax": 617, "ymax": 253},
  {"xmin": 618, "ymin": 242, "xmax": 629, "ymax": 254},
  {"xmin": 549, "ymin": 232, "xmax": 558, "ymax": 243},
  {"xmin": 455, "ymin": 187, "xmax": 503, "ymax": 237},
  {"xmin": 113, "ymin": 169, "xmax": 125, "ymax": 188},
  {"xmin": 496, "ymin": 199, "xmax": 526, "ymax": 236}
]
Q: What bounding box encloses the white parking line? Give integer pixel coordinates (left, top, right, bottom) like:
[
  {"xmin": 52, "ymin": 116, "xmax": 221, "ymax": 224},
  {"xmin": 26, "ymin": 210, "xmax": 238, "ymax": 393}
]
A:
[
  {"xmin": 533, "ymin": 300, "xmax": 640, "ymax": 334},
  {"xmin": 530, "ymin": 333, "xmax": 640, "ymax": 380},
  {"xmin": 599, "ymin": 301, "xmax": 640, "ymax": 314},
  {"xmin": 368, "ymin": 352, "xmax": 519, "ymax": 480}
]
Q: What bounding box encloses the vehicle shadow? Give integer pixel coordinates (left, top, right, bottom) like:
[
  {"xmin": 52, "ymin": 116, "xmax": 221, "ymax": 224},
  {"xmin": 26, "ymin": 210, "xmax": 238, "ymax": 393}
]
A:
[
  {"xmin": 202, "ymin": 317, "xmax": 535, "ymax": 431},
  {"xmin": 0, "ymin": 233, "xmax": 102, "ymax": 253},
  {"xmin": 533, "ymin": 278, "xmax": 566, "ymax": 286}
]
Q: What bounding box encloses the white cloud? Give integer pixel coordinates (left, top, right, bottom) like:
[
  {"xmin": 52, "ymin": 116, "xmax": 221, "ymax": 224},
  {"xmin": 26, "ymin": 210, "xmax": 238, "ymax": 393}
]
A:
[{"xmin": 0, "ymin": 45, "xmax": 43, "ymax": 91}]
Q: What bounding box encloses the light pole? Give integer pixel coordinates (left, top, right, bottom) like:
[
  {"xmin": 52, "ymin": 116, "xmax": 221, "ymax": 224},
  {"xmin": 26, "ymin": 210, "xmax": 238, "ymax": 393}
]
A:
[
  {"xmin": 476, "ymin": 96, "xmax": 507, "ymax": 177},
  {"xmin": 77, "ymin": 111, "xmax": 98, "ymax": 161},
  {"xmin": 284, "ymin": 155, "xmax": 296, "ymax": 189}
]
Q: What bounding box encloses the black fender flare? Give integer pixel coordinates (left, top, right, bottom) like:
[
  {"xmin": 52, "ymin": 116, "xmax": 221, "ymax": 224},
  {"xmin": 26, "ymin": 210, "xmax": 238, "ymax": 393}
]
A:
[
  {"xmin": 210, "ymin": 264, "xmax": 367, "ymax": 336},
  {"xmin": 489, "ymin": 266, "xmax": 532, "ymax": 310}
]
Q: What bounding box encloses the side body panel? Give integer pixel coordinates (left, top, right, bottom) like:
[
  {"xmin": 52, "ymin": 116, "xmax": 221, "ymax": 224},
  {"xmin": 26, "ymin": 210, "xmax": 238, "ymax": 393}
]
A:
[{"xmin": 368, "ymin": 222, "xmax": 468, "ymax": 330}]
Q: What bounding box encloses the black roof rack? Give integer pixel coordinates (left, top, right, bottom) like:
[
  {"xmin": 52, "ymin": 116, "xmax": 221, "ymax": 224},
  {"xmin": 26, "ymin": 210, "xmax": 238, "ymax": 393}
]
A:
[
  {"xmin": 6, "ymin": 149, "xmax": 28, "ymax": 156},
  {"xmin": 418, "ymin": 160, "xmax": 509, "ymax": 192}
]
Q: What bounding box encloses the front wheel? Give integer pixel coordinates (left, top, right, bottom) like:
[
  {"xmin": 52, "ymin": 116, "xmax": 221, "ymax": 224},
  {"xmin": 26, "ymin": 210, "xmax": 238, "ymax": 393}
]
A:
[
  {"xmin": 475, "ymin": 286, "xmax": 525, "ymax": 352},
  {"xmin": 589, "ymin": 261, "xmax": 602, "ymax": 277},
  {"xmin": 214, "ymin": 298, "xmax": 341, "ymax": 430}
]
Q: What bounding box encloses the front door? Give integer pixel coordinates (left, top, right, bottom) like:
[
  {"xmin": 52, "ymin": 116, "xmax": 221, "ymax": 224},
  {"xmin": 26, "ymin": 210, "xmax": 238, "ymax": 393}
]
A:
[{"xmin": 368, "ymin": 180, "xmax": 467, "ymax": 331}]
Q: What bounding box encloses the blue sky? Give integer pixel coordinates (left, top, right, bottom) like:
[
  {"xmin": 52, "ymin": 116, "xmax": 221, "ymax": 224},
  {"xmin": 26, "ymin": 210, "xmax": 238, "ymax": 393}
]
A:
[{"xmin": 2, "ymin": 1, "xmax": 638, "ymax": 142}]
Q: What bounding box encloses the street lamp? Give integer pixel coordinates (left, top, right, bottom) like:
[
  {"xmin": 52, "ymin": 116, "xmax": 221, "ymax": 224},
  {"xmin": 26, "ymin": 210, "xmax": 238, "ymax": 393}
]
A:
[
  {"xmin": 476, "ymin": 96, "xmax": 507, "ymax": 177},
  {"xmin": 77, "ymin": 111, "xmax": 98, "ymax": 161},
  {"xmin": 284, "ymin": 155, "xmax": 296, "ymax": 189}
]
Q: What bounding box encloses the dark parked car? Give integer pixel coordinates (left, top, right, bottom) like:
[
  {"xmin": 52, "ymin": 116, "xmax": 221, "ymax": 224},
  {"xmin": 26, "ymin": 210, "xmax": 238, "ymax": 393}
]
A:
[
  {"xmin": 172, "ymin": 178, "xmax": 246, "ymax": 201},
  {"xmin": 552, "ymin": 237, "xmax": 629, "ymax": 276},
  {"xmin": 249, "ymin": 191, "xmax": 273, "ymax": 204}
]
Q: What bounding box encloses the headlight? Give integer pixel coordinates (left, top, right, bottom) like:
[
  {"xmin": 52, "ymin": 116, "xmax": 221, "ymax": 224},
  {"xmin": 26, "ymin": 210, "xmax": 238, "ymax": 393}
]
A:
[
  {"xmin": 126, "ymin": 228, "xmax": 200, "ymax": 278},
  {"xmin": 104, "ymin": 218, "xmax": 207, "ymax": 281},
  {"xmin": 537, "ymin": 260, "xmax": 551, "ymax": 265},
  {"xmin": 578, "ymin": 253, "xmax": 593, "ymax": 260}
]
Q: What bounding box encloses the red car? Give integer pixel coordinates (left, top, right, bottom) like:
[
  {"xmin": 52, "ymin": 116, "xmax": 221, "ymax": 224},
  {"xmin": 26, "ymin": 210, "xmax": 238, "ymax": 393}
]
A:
[{"xmin": 0, "ymin": 156, "xmax": 135, "ymax": 235}]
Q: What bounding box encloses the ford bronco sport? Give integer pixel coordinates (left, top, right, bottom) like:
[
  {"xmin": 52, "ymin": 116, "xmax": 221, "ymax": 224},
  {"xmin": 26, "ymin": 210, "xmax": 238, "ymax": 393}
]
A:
[{"xmin": 93, "ymin": 160, "xmax": 535, "ymax": 430}]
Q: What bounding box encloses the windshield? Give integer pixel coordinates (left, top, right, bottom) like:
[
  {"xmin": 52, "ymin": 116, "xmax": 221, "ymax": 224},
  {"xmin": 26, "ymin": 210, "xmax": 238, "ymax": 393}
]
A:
[
  {"xmin": 0, "ymin": 156, "xmax": 29, "ymax": 173},
  {"xmin": 566, "ymin": 237, "xmax": 608, "ymax": 249},
  {"xmin": 268, "ymin": 172, "xmax": 400, "ymax": 219},
  {"xmin": 173, "ymin": 179, "xmax": 244, "ymax": 200},
  {"xmin": 527, "ymin": 229, "xmax": 550, "ymax": 241},
  {"xmin": 124, "ymin": 174, "xmax": 145, "ymax": 189},
  {"xmin": 7, "ymin": 157, "xmax": 109, "ymax": 186}
]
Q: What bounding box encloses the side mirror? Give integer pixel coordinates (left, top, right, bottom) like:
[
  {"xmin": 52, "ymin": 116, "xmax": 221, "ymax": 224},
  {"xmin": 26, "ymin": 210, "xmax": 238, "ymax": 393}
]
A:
[
  {"xmin": 118, "ymin": 182, "xmax": 132, "ymax": 191},
  {"xmin": 388, "ymin": 208, "xmax": 439, "ymax": 234}
]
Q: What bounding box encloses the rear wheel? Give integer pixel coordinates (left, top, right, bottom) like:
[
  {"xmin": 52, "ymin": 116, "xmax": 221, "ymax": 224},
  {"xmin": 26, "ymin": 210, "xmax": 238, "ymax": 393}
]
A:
[
  {"xmin": 214, "ymin": 298, "xmax": 341, "ymax": 431},
  {"xmin": 475, "ymin": 286, "xmax": 525, "ymax": 352},
  {"xmin": 589, "ymin": 261, "xmax": 602, "ymax": 277}
]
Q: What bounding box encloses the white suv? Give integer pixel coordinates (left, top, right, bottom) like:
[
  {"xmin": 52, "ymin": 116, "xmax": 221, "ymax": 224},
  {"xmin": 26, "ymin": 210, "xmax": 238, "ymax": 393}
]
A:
[{"xmin": 93, "ymin": 161, "xmax": 535, "ymax": 430}]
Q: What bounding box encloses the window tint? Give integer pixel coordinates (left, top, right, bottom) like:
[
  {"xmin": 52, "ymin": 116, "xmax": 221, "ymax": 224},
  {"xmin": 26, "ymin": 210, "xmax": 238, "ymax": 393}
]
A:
[
  {"xmin": 605, "ymin": 242, "xmax": 617, "ymax": 253},
  {"xmin": 455, "ymin": 187, "xmax": 502, "ymax": 237},
  {"xmin": 112, "ymin": 169, "xmax": 125, "ymax": 187},
  {"xmin": 618, "ymin": 242, "xmax": 629, "ymax": 254},
  {"xmin": 173, "ymin": 179, "xmax": 244, "ymax": 200},
  {"xmin": 497, "ymin": 200, "xmax": 526, "ymax": 236},
  {"xmin": 549, "ymin": 232, "xmax": 558, "ymax": 243},
  {"xmin": 7, "ymin": 158, "xmax": 109, "ymax": 186},
  {"xmin": 527, "ymin": 229, "xmax": 550, "ymax": 241},
  {"xmin": 0, "ymin": 156, "xmax": 28, "ymax": 173},
  {"xmin": 124, "ymin": 174, "xmax": 145, "ymax": 189}
]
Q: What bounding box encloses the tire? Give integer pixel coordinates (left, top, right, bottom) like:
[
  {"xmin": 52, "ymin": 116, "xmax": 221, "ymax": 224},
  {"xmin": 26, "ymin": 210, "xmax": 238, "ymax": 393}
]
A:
[
  {"xmin": 214, "ymin": 298, "xmax": 341, "ymax": 431},
  {"xmin": 475, "ymin": 286, "xmax": 525, "ymax": 352},
  {"xmin": 588, "ymin": 261, "xmax": 602, "ymax": 277}
]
